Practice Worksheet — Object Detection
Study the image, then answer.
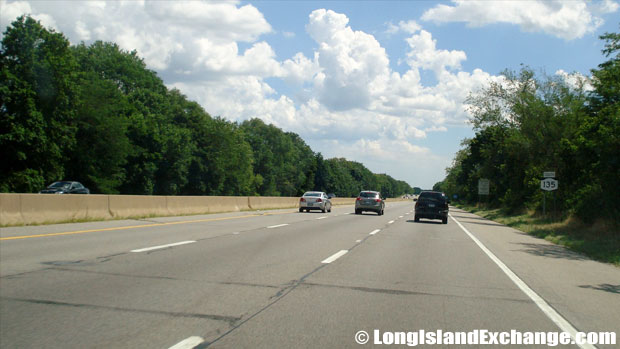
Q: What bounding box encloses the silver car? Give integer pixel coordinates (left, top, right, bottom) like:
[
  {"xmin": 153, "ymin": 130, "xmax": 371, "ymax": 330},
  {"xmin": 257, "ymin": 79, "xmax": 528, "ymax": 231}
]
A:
[
  {"xmin": 299, "ymin": 191, "xmax": 332, "ymax": 213},
  {"xmin": 355, "ymin": 190, "xmax": 385, "ymax": 215}
]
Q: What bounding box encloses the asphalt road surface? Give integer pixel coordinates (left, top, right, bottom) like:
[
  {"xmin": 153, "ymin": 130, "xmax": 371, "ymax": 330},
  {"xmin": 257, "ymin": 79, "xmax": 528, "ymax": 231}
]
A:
[{"xmin": 1, "ymin": 202, "xmax": 618, "ymax": 348}]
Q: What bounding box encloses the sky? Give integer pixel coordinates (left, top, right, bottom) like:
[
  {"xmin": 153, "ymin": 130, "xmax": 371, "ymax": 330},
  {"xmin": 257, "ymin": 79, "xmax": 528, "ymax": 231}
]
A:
[{"xmin": 1, "ymin": 0, "xmax": 618, "ymax": 189}]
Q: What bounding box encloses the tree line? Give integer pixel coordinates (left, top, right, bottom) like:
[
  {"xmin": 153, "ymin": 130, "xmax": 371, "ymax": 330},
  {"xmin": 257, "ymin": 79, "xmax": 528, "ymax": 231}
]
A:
[
  {"xmin": 0, "ymin": 16, "xmax": 413, "ymax": 197},
  {"xmin": 435, "ymin": 28, "xmax": 619, "ymax": 224}
]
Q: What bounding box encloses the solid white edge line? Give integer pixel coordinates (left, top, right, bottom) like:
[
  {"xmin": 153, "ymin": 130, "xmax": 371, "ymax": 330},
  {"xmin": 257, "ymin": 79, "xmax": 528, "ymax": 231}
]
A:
[
  {"xmin": 316, "ymin": 216, "xmax": 328, "ymax": 220},
  {"xmin": 449, "ymin": 213, "xmax": 596, "ymax": 349},
  {"xmin": 131, "ymin": 241, "xmax": 196, "ymax": 253},
  {"xmin": 369, "ymin": 229, "xmax": 380, "ymax": 235},
  {"xmin": 267, "ymin": 224, "xmax": 289, "ymax": 229},
  {"xmin": 322, "ymin": 250, "xmax": 348, "ymax": 264},
  {"xmin": 168, "ymin": 336, "xmax": 204, "ymax": 349}
]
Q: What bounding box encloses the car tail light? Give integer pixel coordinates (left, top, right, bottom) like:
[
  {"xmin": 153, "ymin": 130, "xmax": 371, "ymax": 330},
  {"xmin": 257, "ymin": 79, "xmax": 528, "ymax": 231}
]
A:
[
  {"xmin": 375, "ymin": 199, "xmax": 381, "ymax": 202},
  {"xmin": 317, "ymin": 198, "xmax": 322, "ymax": 202},
  {"xmin": 356, "ymin": 197, "xmax": 362, "ymax": 201},
  {"xmin": 300, "ymin": 198, "xmax": 306, "ymax": 202}
]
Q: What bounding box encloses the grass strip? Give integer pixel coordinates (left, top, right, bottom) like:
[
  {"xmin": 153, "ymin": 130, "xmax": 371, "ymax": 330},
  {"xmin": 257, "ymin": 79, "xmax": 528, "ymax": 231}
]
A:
[{"xmin": 456, "ymin": 204, "xmax": 620, "ymax": 267}]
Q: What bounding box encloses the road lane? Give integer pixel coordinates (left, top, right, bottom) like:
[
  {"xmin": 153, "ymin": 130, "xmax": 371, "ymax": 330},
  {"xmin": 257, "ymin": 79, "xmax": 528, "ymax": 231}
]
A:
[
  {"xmin": 0, "ymin": 202, "xmax": 413, "ymax": 348},
  {"xmin": 1, "ymin": 201, "xmax": 617, "ymax": 348},
  {"xmin": 209, "ymin": 208, "xmax": 565, "ymax": 348},
  {"xmin": 0, "ymin": 204, "xmax": 381, "ymax": 277},
  {"xmin": 448, "ymin": 208, "xmax": 620, "ymax": 345}
]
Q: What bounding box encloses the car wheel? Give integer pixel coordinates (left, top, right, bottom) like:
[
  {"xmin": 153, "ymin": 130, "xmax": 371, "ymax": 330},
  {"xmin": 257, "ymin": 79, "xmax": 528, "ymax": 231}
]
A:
[
  {"xmin": 322, "ymin": 206, "xmax": 326, "ymax": 213},
  {"xmin": 414, "ymin": 215, "xmax": 419, "ymax": 222},
  {"xmin": 299, "ymin": 208, "xmax": 303, "ymax": 213},
  {"xmin": 328, "ymin": 206, "xmax": 331, "ymax": 213},
  {"xmin": 355, "ymin": 209, "xmax": 360, "ymax": 214},
  {"xmin": 442, "ymin": 217, "xmax": 448, "ymax": 224}
]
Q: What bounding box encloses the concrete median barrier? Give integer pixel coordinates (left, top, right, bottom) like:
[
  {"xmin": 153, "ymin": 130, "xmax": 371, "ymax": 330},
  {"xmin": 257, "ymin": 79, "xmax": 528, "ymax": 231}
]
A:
[
  {"xmin": 329, "ymin": 198, "xmax": 356, "ymax": 206},
  {"xmin": 0, "ymin": 194, "xmax": 111, "ymax": 226},
  {"xmin": 166, "ymin": 196, "xmax": 249, "ymax": 215},
  {"xmin": 0, "ymin": 194, "xmax": 411, "ymax": 226},
  {"xmin": 108, "ymin": 195, "xmax": 167, "ymax": 218},
  {"xmin": 248, "ymin": 196, "xmax": 299, "ymax": 210},
  {"xmin": 0, "ymin": 194, "xmax": 23, "ymax": 226}
]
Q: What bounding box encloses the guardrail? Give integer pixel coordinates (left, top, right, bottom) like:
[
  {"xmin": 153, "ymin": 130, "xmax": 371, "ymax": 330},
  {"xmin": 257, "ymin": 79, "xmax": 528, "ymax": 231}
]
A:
[{"xmin": 0, "ymin": 194, "xmax": 369, "ymax": 226}]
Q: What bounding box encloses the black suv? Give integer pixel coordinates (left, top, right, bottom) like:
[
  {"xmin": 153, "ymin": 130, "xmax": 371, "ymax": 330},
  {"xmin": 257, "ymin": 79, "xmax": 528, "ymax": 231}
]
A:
[{"xmin": 414, "ymin": 191, "xmax": 449, "ymax": 224}]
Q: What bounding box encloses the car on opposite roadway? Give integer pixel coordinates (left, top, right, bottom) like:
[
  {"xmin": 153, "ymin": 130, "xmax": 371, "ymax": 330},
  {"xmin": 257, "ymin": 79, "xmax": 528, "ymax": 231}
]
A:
[
  {"xmin": 414, "ymin": 191, "xmax": 449, "ymax": 224},
  {"xmin": 39, "ymin": 181, "xmax": 90, "ymax": 194},
  {"xmin": 355, "ymin": 190, "xmax": 385, "ymax": 215},
  {"xmin": 299, "ymin": 191, "xmax": 332, "ymax": 213}
]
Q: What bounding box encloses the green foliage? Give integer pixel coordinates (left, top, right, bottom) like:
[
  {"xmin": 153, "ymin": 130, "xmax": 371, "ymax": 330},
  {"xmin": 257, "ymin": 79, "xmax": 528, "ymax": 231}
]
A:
[
  {"xmin": 442, "ymin": 28, "xmax": 619, "ymax": 226},
  {"xmin": 1, "ymin": 16, "xmax": 78, "ymax": 192},
  {"xmin": 319, "ymin": 158, "xmax": 412, "ymax": 197},
  {"xmin": 1, "ymin": 16, "xmax": 414, "ymax": 198},
  {"xmin": 66, "ymin": 72, "xmax": 131, "ymax": 194}
]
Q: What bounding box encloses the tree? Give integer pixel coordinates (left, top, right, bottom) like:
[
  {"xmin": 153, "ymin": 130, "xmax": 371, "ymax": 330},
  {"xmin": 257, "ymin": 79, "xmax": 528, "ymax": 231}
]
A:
[
  {"xmin": 572, "ymin": 29, "xmax": 620, "ymax": 221},
  {"xmin": 1, "ymin": 16, "xmax": 79, "ymax": 192},
  {"xmin": 443, "ymin": 28, "xmax": 618, "ymax": 224},
  {"xmin": 65, "ymin": 72, "xmax": 131, "ymax": 194},
  {"xmin": 241, "ymin": 119, "xmax": 317, "ymax": 196}
]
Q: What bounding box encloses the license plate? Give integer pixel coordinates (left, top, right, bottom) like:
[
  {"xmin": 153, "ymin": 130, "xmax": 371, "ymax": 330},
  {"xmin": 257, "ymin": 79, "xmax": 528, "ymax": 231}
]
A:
[
  {"xmin": 307, "ymin": 203, "xmax": 313, "ymax": 206},
  {"xmin": 429, "ymin": 204, "xmax": 435, "ymax": 208}
]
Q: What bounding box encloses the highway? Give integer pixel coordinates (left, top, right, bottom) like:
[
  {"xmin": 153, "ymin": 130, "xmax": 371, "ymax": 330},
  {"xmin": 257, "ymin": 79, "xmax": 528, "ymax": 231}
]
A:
[{"xmin": 1, "ymin": 201, "xmax": 618, "ymax": 348}]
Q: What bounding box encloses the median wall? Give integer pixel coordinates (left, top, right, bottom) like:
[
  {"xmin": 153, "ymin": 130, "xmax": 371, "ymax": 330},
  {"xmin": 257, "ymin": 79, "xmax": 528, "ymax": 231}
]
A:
[
  {"xmin": 0, "ymin": 194, "xmax": 113, "ymax": 226},
  {"xmin": 0, "ymin": 194, "xmax": 364, "ymax": 226}
]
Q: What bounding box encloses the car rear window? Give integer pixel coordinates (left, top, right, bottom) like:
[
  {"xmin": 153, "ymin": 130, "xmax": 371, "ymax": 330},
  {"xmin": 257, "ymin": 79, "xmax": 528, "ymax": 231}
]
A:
[
  {"xmin": 303, "ymin": 192, "xmax": 321, "ymax": 197},
  {"xmin": 359, "ymin": 192, "xmax": 378, "ymax": 198},
  {"xmin": 419, "ymin": 192, "xmax": 446, "ymax": 202}
]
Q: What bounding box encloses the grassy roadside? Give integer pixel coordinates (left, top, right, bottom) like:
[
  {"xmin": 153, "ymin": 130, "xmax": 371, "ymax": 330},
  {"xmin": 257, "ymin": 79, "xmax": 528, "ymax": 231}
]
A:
[{"xmin": 455, "ymin": 204, "xmax": 620, "ymax": 267}]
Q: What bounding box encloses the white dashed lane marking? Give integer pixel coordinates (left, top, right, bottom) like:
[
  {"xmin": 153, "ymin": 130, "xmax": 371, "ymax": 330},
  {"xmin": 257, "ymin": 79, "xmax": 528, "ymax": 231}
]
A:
[
  {"xmin": 267, "ymin": 224, "xmax": 289, "ymax": 229},
  {"xmin": 322, "ymin": 250, "xmax": 348, "ymax": 264},
  {"xmin": 131, "ymin": 241, "xmax": 196, "ymax": 253}
]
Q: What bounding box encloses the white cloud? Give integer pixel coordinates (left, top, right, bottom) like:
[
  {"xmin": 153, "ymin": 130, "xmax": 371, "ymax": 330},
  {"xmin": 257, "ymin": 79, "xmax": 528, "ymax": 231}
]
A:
[
  {"xmin": 555, "ymin": 70, "xmax": 594, "ymax": 91},
  {"xmin": 405, "ymin": 30, "xmax": 466, "ymax": 75},
  {"xmin": 599, "ymin": 0, "xmax": 620, "ymax": 13},
  {"xmin": 0, "ymin": 0, "xmax": 57, "ymax": 30},
  {"xmin": 1, "ymin": 0, "xmax": 273, "ymax": 72},
  {"xmin": 281, "ymin": 52, "xmax": 319, "ymax": 86},
  {"xmin": 421, "ymin": 0, "xmax": 619, "ymax": 40},
  {"xmin": 305, "ymin": 9, "xmax": 391, "ymax": 111},
  {"xmin": 143, "ymin": 1, "xmax": 271, "ymax": 43},
  {"xmin": 386, "ymin": 20, "xmax": 421, "ymax": 34}
]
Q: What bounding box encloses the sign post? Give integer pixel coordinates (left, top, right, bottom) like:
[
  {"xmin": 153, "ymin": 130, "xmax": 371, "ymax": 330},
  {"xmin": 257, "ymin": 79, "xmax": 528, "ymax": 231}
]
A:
[
  {"xmin": 478, "ymin": 179, "xmax": 489, "ymax": 205},
  {"xmin": 540, "ymin": 172, "xmax": 558, "ymax": 216}
]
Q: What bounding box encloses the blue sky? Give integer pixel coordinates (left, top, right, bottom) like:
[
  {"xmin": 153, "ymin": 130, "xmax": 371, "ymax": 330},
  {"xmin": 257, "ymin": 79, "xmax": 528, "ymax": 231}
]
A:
[{"xmin": 1, "ymin": 0, "xmax": 618, "ymax": 189}]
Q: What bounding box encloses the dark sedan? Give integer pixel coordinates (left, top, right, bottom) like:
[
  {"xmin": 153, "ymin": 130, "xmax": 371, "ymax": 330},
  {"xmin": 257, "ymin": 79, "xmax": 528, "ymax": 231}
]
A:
[{"xmin": 39, "ymin": 181, "xmax": 90, "ymax": 194}]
